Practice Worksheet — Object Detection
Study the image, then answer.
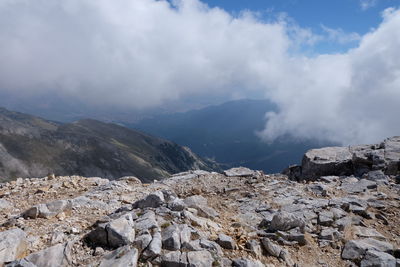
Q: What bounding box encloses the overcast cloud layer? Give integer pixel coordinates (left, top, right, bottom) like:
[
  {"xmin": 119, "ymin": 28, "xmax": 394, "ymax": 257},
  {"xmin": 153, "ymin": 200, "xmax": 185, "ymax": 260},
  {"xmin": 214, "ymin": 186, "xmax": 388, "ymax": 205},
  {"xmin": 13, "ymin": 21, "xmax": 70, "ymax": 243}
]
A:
[{"xmin": 0, "ymin": 0, "xmax": 399, "ymax": 145}]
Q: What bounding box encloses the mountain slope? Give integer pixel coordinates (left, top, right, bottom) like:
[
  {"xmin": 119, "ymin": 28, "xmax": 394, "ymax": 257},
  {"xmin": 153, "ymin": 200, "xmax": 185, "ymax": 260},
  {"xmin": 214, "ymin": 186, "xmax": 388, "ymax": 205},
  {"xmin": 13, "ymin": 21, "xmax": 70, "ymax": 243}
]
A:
[
  {"xmin": 0, "ymin": 108, "xmax": 217, "ymax": 182},
  {"xmin": 131, "ymin": 99, "xmax": 334, "ymax": 173}
]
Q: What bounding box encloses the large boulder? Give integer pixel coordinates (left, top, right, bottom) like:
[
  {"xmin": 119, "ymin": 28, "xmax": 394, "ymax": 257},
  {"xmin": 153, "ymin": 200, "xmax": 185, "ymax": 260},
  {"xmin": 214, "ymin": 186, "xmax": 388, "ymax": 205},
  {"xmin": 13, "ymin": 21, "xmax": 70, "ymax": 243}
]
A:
[
  {"xmin": 287, "ymin": 136, "xmax": 400, "ymax": 180},
  {"xmin": 383, "ymin": 136, "xmax": 400, "ymax": 175},
  {"xmin": 301, "ymin": 146, "xmax": 353, "ymax": 180},
  {"xmin": 7, "ymin": 243, "xmax": 73, "ymax": 267},
  {"xmin": 22, "ymin": 200, "xmax": 72, "ymax": 219},
  {"xmin": 342, "ymin": 238, "xmax": 393, "ymax": 261},
  {"xmin": 85, "ymin": 213, "xmax": 135, "ymax": 248},
  {"xmin": 0, "ymin": 228, "xmax": 28, "ymax": 264}
]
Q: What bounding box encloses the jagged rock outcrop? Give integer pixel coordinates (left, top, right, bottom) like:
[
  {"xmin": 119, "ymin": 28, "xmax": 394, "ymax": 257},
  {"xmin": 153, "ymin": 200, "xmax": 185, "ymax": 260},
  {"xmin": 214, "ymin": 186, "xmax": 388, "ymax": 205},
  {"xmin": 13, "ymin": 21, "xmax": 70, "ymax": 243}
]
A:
[
  {"xmin": 284, "ymin": 136, "xmax": 400, "ymax": 181},
  {"xmin": 0, "ymin": 158, "xmax": 399, "ymax": 267}
]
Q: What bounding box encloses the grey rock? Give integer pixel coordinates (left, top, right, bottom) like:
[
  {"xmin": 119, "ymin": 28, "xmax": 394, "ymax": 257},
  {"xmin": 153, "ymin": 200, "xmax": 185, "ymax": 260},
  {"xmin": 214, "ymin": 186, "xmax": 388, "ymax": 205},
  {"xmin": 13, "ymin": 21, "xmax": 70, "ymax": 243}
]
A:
[
  {"xmin": 5, "ymin": 259, "xmax": 37, "ymax": 267},
  {"xmin": 168, "ymin": 198, "xmax": 187, "ymax": 211},
  {"xmin": 86, "ymin": 213, "xmax": 135, "ymax": 248},
  {"xmin": 99, "ymin": 246, "xmax": 138, "ymax": 267},
  {"xmin": 0, "ymin": 228, "xmax": 28, "ymax": 264},
  {"xmin": 366, "ymin": 170, "xmax": 388, "ymax": 181},
  {"xmin": 308, "ymin": 184, "xmax": 329, "ymax": 196},
  {"xmin": 133, "ymin": 191, "xmax": 165, "ymax": 209},
  {"xmin": 0, "ymin": 199, "xmax": 12, "ymax": 209},
  {"xmin": 269, "ymin": 211, "xmax": 305, "ymax": 232},
  {"xmin": 135, "ymin": 211, "xmax": 159, "ymax": 232},
  {"xmin": 261, "ymin": 238, "xmax": 282, "ymax": 257},
  {"xmin": 199, "ymin": 239, "xmax": 223, "ymax": 255},
  {"xmin": 162, "ymin": 225, "xmax": 181, "ymax": 251},
  {"xmin": 383, "ymin": 136, "xmax": 400, "ymax": 175},
  {"xmin": 224, "ymin": 167, "xmax": 255, "ymax": 177},
  {"xmin": 142, "ymin": 231, "xmax": 162, "ymax": 260},
  {"xmin": 195, "ymin": 205, "xmax": 219, "ymax": 219},
  {"xmin": 24, "ymin": 243, "xmax": 71, "ymax": 267},
  {"xmin": 353, "ymin": 226, "xmax": 386, "ymax": 241},
  {"xmin": 179, "ymin": 224, "xmax": 192, "ymax": 249},
  {"xmin": 343, "ymin": 179, "xmax": 377, "ymax": 193},
  {"xmin": 106, "ymin": 213, "xmax": 135, "ymax": 248},
  {"xmin": 334, "ymin": 216, "xmax": 362, "ymax": 231},
  {"xmin": 301, "ymin": 146, "xmax": 353, "ymax": 180},
  {"xmin": 319, "ymin": 228, "xmax": 342, "ymax": 241},
  {"xmin": 232, "ymin": 258, "xmax": 264, "ymax": 267},
  {"xmin": 318, "ymin": 211, "xmax": 334, "ymax": 226},
  {"xmin": 216, "ymin": 233, "xmax": 236, "ymax": 250},
  {"xmin": 342, "ymin": 238, "xmax": 394, "ymax": 261},
  {"xmin": 278, "ymin": 229, "xmax": 307, "ymax": 245},
  {"xmin": 187, "ymin": 250, "xmax": 214, "ymax": 267},
  {"xmin": 183, "ymin": 195, "xmax": 218, "ymax": 219},
  {"xmin": 245, "ymin": 240, "xmax": 263, "ymax": 258},
  {"xmin": 360, "ymin": 250, "xmax": 396, "ymax": 267},
  {"xmin": 23, "ymin": 200, "xmax": 72, "ymax": 219},
  {"xmin": 161, "ymin": 251, "xmax": 184, "ymax": 267},
  {"xmin": 183, "ymin": 195, "xmax": 208, "ymax": 208},
  {"xmin": 133, "ymin": 233, "xmax": 152, "ymax": 252}
]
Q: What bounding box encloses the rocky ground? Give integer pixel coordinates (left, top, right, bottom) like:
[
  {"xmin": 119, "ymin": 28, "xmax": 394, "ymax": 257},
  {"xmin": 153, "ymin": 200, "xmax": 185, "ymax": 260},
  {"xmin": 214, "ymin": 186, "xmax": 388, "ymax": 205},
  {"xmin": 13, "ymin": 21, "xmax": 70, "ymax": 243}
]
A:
[{"xmin": 0, "ymin": 137, "xmax": 400, "ymax": 267}]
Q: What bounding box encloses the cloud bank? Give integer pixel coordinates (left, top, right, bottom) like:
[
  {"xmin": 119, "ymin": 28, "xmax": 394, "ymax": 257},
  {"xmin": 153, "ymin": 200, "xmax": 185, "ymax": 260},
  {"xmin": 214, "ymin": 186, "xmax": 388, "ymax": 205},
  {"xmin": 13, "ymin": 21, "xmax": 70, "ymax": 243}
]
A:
[{"xmin": 0, "ymin": 0, "xmax": 399, "ymax": 145}]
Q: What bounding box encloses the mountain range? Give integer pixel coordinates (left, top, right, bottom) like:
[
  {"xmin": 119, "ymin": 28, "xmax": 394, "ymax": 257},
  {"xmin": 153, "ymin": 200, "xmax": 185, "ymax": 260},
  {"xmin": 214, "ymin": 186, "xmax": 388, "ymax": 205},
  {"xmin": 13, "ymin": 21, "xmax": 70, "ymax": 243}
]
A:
[
  {"xmin": 130, "ymin": 99, "xmax": 333, "ymax": 173},
  {"xmin": 0, "ymin": 108, "xmax": 217, "ymax": 183}
]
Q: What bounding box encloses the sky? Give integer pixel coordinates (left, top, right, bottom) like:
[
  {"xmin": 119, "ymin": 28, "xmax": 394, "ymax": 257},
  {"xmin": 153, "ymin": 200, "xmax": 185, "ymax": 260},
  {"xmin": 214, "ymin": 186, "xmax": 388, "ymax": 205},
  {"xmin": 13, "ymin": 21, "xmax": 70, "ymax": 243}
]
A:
[{"xmin": 0, "ymin": 0, "xmax": 400, "ymax": 145}]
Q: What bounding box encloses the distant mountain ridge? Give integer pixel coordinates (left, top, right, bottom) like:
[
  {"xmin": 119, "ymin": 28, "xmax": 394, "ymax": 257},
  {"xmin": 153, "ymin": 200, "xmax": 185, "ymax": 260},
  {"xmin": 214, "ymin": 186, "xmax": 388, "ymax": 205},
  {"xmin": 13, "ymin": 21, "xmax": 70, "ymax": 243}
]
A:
[
  {"xmin": 0, "ymin": 108, "xmax": 218, "ymax": 182},
  {"xmin": 131, "ymin": 99, "xmax": 334, "ymax": 173}
]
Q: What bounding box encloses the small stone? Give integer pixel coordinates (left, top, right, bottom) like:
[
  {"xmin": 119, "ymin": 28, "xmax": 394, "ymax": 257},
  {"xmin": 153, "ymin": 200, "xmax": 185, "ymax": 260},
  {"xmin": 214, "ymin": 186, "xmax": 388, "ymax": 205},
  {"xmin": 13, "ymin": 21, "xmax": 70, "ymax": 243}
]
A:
[
  {"xmin": 133, "ymin": 191, "xmax": 165, "ymax": 209},
  {"xmin": 99, "ymin": 246, "xmax": 138, "ymax": 267},
  {"xmin": 261, "ymin": 238, "xmax": 282, "ymax": 258},
  {"xmin": 162, "ymin": 225, "xmax": 181, "ymax": 251},
  {"xmin": 216, "ymin": 234, "xmax": 236, "ymax": 250},
  {"xmin": 224, "ymin": 167, "xmax": 255, "ymax": 177},
  {"xmin": 269, "ymin": 212, "xmax": 305, "ymax": 232}
]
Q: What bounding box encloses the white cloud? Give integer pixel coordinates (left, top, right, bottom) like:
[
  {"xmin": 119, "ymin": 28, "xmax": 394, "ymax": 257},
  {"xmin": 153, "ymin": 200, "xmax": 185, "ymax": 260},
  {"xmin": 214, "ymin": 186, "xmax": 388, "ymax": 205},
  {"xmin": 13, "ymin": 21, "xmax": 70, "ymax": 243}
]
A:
[
  {"xmin": 360, "ymin": 0, "xmax": 378, "ymax": 10},
  {"xmin": 260, "ymin": 7, "xmax": 400, "ymax": 145},
  {"xmin": 0, "ymin": 1, "xmax": 399, "ymax": 145},
  {"xmin": 321, "ymin": 25, "xmax": 361, "ymax": 44}
]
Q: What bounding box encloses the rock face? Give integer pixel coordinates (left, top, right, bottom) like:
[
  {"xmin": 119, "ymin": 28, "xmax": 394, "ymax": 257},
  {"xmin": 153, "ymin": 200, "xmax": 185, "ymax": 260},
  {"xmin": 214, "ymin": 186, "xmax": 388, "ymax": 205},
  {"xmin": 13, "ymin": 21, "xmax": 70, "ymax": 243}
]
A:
[
  {"xmin": 285, "ymin": 136, "xmax": 400, "ymax": 181},
  {"xmin": 1, "ymin": 139, "xmax": 400, "ymax": 267}
]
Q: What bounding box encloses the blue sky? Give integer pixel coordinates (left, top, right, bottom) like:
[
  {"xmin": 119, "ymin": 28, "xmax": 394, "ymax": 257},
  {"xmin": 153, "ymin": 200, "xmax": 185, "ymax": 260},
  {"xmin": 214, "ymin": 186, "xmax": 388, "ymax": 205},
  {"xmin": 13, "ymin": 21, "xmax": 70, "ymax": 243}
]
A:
[{"xmin": 202, "ymin": 0, "xmax": 399, "ymax": 53}]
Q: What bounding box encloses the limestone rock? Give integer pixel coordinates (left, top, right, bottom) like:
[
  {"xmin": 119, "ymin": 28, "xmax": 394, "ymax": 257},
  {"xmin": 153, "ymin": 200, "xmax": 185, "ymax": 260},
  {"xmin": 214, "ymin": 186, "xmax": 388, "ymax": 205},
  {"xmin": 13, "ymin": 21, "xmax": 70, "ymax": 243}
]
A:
[
  {"xmin": 133, "ymin": 191, "xmax": 165, "ymax": 209},
  {"xmin": 22, "ymin": 243, "xmax": 71, "ymax": 267},
  {"xmin": 162, "ymin": 225, "xmax": 181, "ymax": 251},
  {"xmin": 269, "ymin": 212, "xmax": 305, "ymax": 232},
  {"xmin": 99, "ymin": 246, "xmax": 138, "ymax": 267},
  {"xmin": 187, "ymin": 251, "xmax": 214, "ymax": 267},
  {"xmin": 216, "ymin": 234, "xmax": 236, "ymax": 250},
  {"xmin": 22, "ymin": 200, "xmax": 72, "ymax": 219},
  {"xmin": 224, "ymin": 167, "xmax": 255, "ymax": 177},
  {"xmin": 232, "ymin": 258, "xmax": 265, "ymax": 267},
  {"xmin": 85, "ymin": 213, "xmax": 135, "ymax": 248},
  {"xmin": 106, "ymin": 214, "xmax": 136, "ymax": 248},
  {"xmin": 0, "ymin": 228, "xmax": 28, "ymax": 264},
  {"xmin": 342, "ymin": 238, "xmax": 394, "ymax": 261},
  {"xmin": 301, "ymin": 146, "xmax": 353, "ymax": 180},
  {"xmin": 360, "ymin": 250, "xmax": 396, "ymax": 267}
]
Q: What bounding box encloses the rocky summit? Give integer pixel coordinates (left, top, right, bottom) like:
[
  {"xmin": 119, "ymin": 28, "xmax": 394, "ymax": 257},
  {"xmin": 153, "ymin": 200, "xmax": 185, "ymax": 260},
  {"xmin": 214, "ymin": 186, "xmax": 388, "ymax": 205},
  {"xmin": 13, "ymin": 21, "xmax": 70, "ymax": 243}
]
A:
[{"xmin": 0, "ymin": 138, "xmax": 399, "ymax": 267}]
